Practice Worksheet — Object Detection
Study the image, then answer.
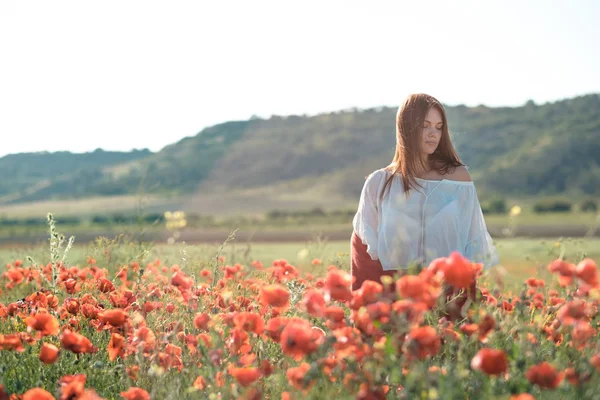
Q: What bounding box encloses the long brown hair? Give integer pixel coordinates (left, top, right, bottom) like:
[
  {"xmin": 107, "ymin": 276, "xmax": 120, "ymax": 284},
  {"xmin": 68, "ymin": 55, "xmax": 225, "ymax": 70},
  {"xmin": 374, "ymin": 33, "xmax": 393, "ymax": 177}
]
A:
[{"xmin": 380, "ymin": 93, "xmax": 464, "ymax": 201}]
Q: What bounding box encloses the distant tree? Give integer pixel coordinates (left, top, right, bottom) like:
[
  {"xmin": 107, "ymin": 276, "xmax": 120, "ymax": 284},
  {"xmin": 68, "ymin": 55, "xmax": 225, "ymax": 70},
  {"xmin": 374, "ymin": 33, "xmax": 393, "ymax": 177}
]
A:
[{"xmin": 580, "ymin": 199, "xmax": 598, "ymax": 213}]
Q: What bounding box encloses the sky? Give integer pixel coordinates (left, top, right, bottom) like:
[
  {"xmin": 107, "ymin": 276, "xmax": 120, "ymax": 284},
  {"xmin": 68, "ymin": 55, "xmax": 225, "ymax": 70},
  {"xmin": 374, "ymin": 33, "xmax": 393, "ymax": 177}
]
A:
[{"xmin": 0, "ymin": 0, "xmax": 598, "ymax": 157}]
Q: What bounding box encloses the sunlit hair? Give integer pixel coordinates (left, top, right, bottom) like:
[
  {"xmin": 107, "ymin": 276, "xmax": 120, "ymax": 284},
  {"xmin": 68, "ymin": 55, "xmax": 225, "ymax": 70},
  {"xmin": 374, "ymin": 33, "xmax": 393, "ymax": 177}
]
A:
[{"xmin": 380, "ymin": 93, "xmax": 464, "ymax": 200}]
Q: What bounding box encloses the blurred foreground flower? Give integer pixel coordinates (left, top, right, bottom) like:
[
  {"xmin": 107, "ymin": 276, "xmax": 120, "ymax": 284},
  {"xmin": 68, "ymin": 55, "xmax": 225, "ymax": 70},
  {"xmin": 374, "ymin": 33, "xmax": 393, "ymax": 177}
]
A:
[
  {"xmin": 164, "ymin": 210, "xmax": 187, "ymax": 230},
  {"xmin": 509, "ymin": 205, "xmax": 522, "ymax": 217},
  {"xmin": 164, "ymin": 210, "xmax": 187, "ymax": 244}
]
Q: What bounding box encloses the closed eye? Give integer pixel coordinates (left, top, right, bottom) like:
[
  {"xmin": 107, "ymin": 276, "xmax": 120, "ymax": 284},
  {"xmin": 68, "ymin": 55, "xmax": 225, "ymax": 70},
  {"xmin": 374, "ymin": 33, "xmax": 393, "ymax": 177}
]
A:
[{"xmin": 424, "ymin": 120, "xmax": 444, "ymax": 130}]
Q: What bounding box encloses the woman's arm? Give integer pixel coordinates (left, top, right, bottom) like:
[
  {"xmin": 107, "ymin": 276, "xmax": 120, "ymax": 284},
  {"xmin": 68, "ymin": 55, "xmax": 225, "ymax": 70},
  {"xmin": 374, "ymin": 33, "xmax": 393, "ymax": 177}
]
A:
[{"xmin": 464, "ymin": 185, "xmax": 500, "ymax": 269}]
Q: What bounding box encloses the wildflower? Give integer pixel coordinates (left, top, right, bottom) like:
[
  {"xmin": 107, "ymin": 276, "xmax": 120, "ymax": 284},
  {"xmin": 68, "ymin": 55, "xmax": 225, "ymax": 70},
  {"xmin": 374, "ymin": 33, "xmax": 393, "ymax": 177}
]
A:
[
  {"xmin": 459, "ymin": 323, "xmax": 478, "ymax": 337},
  {"xmin": 193, "ymin": 376, "xmax": 207, "ymax": 390},
  {"xmin": 323, "ymin": 267, "xmax": 353, "ymax": 302},
  {"xmin": 39, "ymin": 343, "xmax": 59, "ymax": 364},
  {"xmin": 591, "ymin": 354, "xmax": 600, "ymax": 372},
  {"xmin": 97, "ymin": 277, "xmax": 115, "ymax": 293},
  {"xmin": 430, "ymin": 252, "xmax": 481, "ymax": 289},
  {"xmin": 548, "ymin": 260, "xmax": 576, "ymax": 286},
  {"xmin": 59, "ymin": 374, "xmax": 86, "ymax": 400},
  {"xmin": 575, "ymin": 258, "xmax": 598, "ymax": 287},
  {"xmin": 324, "ymin": 306, "xmax": 346, "ymax": 323},
  {"xmin": 0, "ymin": 333, "xmax": 25, "ymax": 352},
  {"xmin": 286, "ymin": 362, "xmax": 313, "ymax": 390},
  {"xmin": 22, "ymin": 388, "xmax": 54, "ymax": 400},
  {"xmin": 557, "ymin": 300, "xmax": 589, "ymax": 326},
  {"xmin": 403, "ymin": 326, "xmax": 441, "ymax": 360},
  {"xmin": 233, "ymin": 312, "xmax": 265, "ymax": 335},
  {"xmin": 525, "ymin": 362, "xmax": 564, "ymax": 389},
  {"xmin": 229, "ymin": 366, "xmax": 262, "ymax": 387},
  {"xmin": 471, "ymin": 348, "xmax": 509, "ymax": 376},
  {"xmin": 478, "ymin": 315, "xmax": 496, "ymax": 342},
  {"xmin": 25, "ymin": 312, "xmax": 60, "ymax": 337},
  {"xmin": 301, "ymin": 289, "xmax": 326, "ymax": 317},
  {"xmin": 509, "ymin": 205, "xmax": 522, "ymax": 217},
  {"xmin": 259, "ymin": 284, "xmax": 290, "ymax": 309},
  {"xmin": 61, "ymin": 330, "xmax": 97, "ymax": 354},
  {"xmin": 121, "ymin": 387, "xmax": 151, "ymax": 400},
  {"xmin": 510, "ymin": 395, "xmax": 535, "ymax": 400},
  {"xmin": 108, "ymin": 333, "xmax": 126, "ymax": 361},
  {"xmin": 396, "ymin": 274, "xmax": 439, "ymax": 308},
  {"xmin": 193, "ymin": 313, "xmax": 210, "ymax": 331},
  {"xmin": 351, "ymin": 280, "xmax": 383, "ymax": 309},
  {"xmin": 391, "ymin": 300, "xmax": 428, "ymax": 325},
  {"xmin": 265, "ymin": 317, "xmax": 290, "ymax": 342},
  {"xmin": 280, "ymin": 318, "xmax": 322, "ymax": 360},
  {"xmin": 98, "ymin": 309, "xmax": 128, "ymax": 327},
  {"xmin": 170, "ymin": 271, "xmax": 194, "ymax": 291},
  {"xmin": 565, "ymin": 367, "xmax": 591, "ymax": 385}
]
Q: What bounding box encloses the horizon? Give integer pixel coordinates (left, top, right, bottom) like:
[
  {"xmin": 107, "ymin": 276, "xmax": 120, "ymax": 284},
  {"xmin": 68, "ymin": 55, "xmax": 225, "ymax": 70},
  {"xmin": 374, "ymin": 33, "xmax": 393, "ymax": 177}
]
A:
[
  {"xmin": 1, "ymin": 0, "xmax": 599, "ymax": 158},
  {"xmin": 0, "ymin": 90, "xmax": 597, "ymax": 158}
]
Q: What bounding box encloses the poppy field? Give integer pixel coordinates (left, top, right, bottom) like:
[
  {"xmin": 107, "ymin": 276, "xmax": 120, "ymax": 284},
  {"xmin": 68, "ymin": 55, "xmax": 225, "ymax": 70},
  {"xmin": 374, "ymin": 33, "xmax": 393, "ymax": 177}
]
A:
[{"xmin": 2, "ymin": 223, "xmax": 600, "ymax": 399}]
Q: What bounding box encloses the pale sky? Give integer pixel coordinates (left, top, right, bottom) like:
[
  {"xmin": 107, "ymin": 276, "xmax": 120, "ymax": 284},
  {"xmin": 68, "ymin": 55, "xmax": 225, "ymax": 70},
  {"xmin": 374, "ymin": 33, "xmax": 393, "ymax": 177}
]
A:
[{"xmin": 0, "ymin": 0, "xmax": 598, "ymax": 157}]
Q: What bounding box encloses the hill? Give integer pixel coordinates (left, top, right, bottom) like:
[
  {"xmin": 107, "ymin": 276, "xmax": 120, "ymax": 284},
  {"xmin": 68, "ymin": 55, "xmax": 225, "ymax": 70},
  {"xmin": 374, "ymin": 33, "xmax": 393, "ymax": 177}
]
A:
[
  {"xmin": 0, "ymin": 149, "xmax": 152, "ymax": 203},
  {"xmin": 1, "ymin": 94, "xmax": 599, "ymax": 210}
]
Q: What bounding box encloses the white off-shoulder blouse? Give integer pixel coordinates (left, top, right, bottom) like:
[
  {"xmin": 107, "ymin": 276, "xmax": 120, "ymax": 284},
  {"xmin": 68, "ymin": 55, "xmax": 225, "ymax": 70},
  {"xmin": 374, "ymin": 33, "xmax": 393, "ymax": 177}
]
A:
[{"xmin": 352, "ymin": 168, "xmax": 500, "ymax": 271}]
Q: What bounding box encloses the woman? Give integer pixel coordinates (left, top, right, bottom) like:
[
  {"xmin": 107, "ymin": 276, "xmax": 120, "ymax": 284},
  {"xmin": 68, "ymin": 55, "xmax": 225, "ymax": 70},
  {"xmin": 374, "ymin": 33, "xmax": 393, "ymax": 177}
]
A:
[{"xmin": 351, "ymin": 93, "xmax": 499, "ymax": 292}]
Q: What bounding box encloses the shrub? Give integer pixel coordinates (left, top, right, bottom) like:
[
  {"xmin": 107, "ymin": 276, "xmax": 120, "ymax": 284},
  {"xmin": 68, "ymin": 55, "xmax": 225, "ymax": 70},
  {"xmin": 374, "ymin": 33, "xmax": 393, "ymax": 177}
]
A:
[
  {"xmin": 91, "ymin": 215, "xmax": 110, "ymax": 224},
  {"xmin": 481, "ymin": 198, "xmax": 507, "ymax": 214},
  {"xmin": 533, "ymin": 199, "xmax": 572, "ymax": 213}
]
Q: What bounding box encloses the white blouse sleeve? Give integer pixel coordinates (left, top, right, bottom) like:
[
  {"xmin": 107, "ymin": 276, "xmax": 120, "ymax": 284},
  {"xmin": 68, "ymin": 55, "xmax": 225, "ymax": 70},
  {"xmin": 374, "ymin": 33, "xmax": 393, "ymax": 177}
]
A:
[
  {"xmin": 464, "ymin": 185, "xmax": 500, "ymax": 270},
  {"xmin": 352, "ymin": 171, "xmax": 383, "ymax": 261}
]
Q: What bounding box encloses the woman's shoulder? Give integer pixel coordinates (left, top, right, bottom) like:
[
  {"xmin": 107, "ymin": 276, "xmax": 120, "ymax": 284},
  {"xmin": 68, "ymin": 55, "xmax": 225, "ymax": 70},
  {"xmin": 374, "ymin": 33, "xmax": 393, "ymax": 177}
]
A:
[
  {"xmin": 364, "ymin": 167, "xmax": 393, "ymax": 184},
  {"xmin": 444, "ymin": 165, "xmax": 472, "ymax": 182}
]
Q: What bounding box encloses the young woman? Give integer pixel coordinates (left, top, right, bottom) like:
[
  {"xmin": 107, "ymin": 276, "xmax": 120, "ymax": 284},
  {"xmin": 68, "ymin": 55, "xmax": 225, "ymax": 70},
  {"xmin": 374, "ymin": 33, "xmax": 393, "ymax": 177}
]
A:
[{"xmin": 351, "ymin": 93, "xmax": 499, "ymax": 291}]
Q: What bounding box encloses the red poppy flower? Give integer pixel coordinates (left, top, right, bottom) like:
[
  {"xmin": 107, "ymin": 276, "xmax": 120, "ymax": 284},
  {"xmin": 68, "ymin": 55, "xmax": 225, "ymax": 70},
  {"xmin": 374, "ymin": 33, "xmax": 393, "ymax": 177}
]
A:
[
  {"xmin": 259, "ymin": 284, "xmax": 290, "ymax": 309},
  {"xmin": 302, "ymin": 289, "xmax": 326, "ymax": 317},
  {"xmin": 286, "ymin": 362, "xmax": 313, "ymax": 390},
  {"xmin": 576, "ymin": 258, "xmax": 598, "ymax": 286},
  {"xmin": 61, "ymin": 330, "xmax": 97, "ymax": 354},
  {"xmin": 108, "ymin": 333, "xmax": 126, "ymax": 361},
  {"xmin": 229, "ymin": 366, "xmax": 262, "ymax": 387},
  {"xmin": 39, "ymin": 343, "xmax": 59, "ymax": 364},
  {"xmin": 121, "ymin": 387, "xmax": 151, "ymax": 400},
  {"xmin": 471, "ymin": 348, "xmax": 509, "ymax": 376},
  {"xmin": 434, "ymin": 252, "xmax": 481, "ymax": 289},
  {"xmin": 233, "ymin": 312, "xmax": 265, "ymax": 335},
  {"xmin": 99, "ymin": 309, "xmax": 128, "ymax": 327},
  {"xmin": 25, "ymin": 312, "xmax": 60, "ymax": 337},
  {"xmin": 403, "ymin": 326, "xmax": 441, "ymax": 360},
  {"xmin": 22, "ymin": 388, "xmax": 54, "ymax": 400},
  {"xmin": 324, "ymin": 267, "xmax": 353, "ymax": 302},
  {"xmin": 525, "ymin": 362, "xmax": 564, "ymax": 389},
  {"xmin": 280, "ymin": 318, "xmax": 322, "ymax": 360}
]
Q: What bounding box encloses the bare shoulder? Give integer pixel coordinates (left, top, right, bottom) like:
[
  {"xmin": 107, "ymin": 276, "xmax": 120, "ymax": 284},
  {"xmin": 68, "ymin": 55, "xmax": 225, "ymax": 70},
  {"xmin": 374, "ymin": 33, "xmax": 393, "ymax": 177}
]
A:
[{"xmin": 446, "ymin": 166, "xmax": 472, "ymax": 182}]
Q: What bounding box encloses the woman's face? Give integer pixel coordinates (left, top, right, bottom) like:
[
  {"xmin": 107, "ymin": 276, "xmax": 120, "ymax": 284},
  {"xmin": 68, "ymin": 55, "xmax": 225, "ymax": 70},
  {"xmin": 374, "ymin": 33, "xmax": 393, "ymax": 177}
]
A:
[{"xmin": 420, "ymin": 106, "xmax": 443, "ymax": 157}]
